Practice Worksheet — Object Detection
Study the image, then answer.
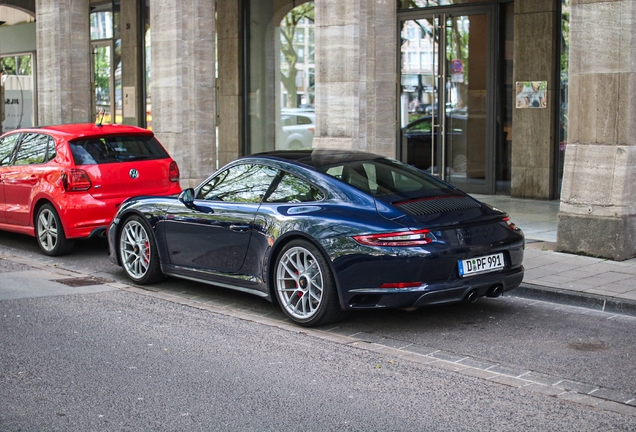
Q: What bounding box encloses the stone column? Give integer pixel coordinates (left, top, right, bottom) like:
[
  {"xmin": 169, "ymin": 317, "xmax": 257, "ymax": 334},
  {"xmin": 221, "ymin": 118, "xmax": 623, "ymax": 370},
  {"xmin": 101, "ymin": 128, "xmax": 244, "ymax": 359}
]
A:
[
  {"xmin": 557, "ymin": 1, "xmax": 636, "ymax": 261},
  {"xmin": 35, "ymin": 0, "xmax": 91, "ymax": 125},
  {"xmin": 312, "ymin": 0, "xmax": 396, "ymax": 156},
  {"xmin": 511, "ymin": 1, "xmax": 559, "ymax": 199},
  {"xmin": 216, "ymin": 0, "xmax": 243, "ymax": 168},
  {"xmin": 150, "ymin": 0, "xmax": 216, "ymax": 188}
]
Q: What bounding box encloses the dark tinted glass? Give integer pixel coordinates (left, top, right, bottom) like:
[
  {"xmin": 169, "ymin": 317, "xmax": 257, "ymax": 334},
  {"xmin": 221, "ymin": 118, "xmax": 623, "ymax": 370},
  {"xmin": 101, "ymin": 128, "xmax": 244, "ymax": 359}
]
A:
[
  {"xmin": 319, "ymin": 158, "xmax": 455, "ymax": 198},
  {"xmin": 264, "ymin": 172, "xmax": 324, "ymax": 203},
  {"xmin": 197, "ymin": 164, "xmax": 278, "ymax": 203},
  {"xmin": 13, "ymin": 133, "xmax": 51, "ymax": 166},
  {"xmin": 70, "ymin": 135, "xmax": 169, "ymax": 165},
  {"xmin": 0, "ymin": 133, "xmax": 20, "ymax": 166}
]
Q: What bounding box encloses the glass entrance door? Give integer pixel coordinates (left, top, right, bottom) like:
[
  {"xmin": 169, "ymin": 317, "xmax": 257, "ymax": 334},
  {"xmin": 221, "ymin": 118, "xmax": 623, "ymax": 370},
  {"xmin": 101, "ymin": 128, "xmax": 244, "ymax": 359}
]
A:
[
  {"xmin": 92, "ymin": 41, "xmax": 114, "ymax": 123},
  {"xmin": 400, "ymin": 10, "xmax": 493, "ymax": 193}
]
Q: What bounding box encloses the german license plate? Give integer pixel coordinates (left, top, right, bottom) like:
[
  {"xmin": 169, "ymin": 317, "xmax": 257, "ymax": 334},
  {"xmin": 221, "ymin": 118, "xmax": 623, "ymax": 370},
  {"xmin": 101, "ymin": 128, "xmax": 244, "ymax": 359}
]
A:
[{"xmin": 458, "ymin": 252, "xmax": 504, "ymax": 277}]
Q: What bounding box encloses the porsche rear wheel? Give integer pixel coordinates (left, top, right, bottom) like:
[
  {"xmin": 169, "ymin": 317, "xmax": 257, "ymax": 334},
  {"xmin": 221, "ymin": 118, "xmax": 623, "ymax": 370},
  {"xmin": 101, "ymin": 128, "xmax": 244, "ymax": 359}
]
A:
[
  {"xmin": 35, "ymin": 204, "xmax": 74, "ymax": 256},
  {"xmin": 274, "ymin": 239, "xmax": 347, "ymax": 327},
  {"xmin": 119, "ymin": 215, "xmax": 163, "ymax": 284}
]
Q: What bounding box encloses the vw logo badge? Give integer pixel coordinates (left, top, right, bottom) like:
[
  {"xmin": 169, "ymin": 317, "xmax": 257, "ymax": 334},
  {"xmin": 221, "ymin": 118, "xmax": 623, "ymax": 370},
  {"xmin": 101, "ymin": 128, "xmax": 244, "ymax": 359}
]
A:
[{"xmin": 129, "ymin": 168, "xmax": 139, "ymax": 179}]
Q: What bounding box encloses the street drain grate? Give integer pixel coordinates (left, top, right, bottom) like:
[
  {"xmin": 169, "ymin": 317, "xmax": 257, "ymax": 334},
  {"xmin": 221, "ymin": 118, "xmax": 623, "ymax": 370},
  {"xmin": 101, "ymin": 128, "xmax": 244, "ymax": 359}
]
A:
[{"xmin": 53, "ymin": 276, "xmax": 112, "ymax": 287}]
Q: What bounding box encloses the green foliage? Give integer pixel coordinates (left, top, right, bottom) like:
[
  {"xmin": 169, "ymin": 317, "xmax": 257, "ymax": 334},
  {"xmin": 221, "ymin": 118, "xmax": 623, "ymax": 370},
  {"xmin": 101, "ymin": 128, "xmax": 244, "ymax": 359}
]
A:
[{"xmin": 0, "ymin": 55, "xmax": 32, "ymax": 76}]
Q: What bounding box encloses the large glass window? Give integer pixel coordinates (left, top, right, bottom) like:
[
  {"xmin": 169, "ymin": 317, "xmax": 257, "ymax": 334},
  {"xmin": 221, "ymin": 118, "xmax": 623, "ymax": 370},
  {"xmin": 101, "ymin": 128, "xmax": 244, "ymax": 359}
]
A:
[
  {"xmin": 399, "ymin": 0, "xmax": 485, "ymax": 8},
  {"xmin": 496, "ymin": 2, "xmax": 514, "ymax": 194},
  {"xmin": 143, "ymin": 0, "xmax": 152, "ymax": 129},
  {"xmin": 90, "ymin": 1, "xmax": 121, "ymax": 124},
  {"xmin": 248, "ymin": 1, "xmax": 316, "ymax": 154},
  {"xmin": 558, "ymin": 0, "xmax": 570, "ymax": 194},
  {"xmin": 1, "ymin": 53, "xmax": 36, "ymax": 133}
]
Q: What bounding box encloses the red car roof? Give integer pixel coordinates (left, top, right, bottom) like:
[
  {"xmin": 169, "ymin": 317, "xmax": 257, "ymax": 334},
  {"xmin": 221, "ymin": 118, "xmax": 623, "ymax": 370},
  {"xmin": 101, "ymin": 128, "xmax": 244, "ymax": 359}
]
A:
[{"xmin": 7, "ymin": 123, "xmax": 154, "ymax": 139}]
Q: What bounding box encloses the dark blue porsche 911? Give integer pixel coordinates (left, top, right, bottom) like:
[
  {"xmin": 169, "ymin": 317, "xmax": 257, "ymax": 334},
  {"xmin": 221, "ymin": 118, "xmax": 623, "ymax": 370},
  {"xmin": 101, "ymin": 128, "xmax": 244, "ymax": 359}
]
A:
[{"xmin": 108, "ymin": 149, "xmax": 524, "ymax": 327}]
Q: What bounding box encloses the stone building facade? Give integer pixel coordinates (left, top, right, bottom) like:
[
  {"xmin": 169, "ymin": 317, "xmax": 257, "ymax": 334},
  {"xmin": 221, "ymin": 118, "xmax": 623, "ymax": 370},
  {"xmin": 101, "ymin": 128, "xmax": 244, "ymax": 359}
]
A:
[{"xmin": 0, "ymin": 0, "xmax": 634, "ymax": 261}]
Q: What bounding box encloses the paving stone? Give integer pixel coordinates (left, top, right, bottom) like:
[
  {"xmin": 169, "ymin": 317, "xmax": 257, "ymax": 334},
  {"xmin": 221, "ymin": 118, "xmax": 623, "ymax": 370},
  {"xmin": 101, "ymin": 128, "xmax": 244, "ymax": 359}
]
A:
[
  {"xmin": 488, "ymin": 375, "xmax": 529, "ymax": 388},
  {"xmin": 557, "ymin": 391, "xmax": 602, "ymax": 407},
  {"xmin": 428, "ymin": 350, "xmax": 467, "ymax": 362},
  {"xmin": 487, "ymin": 364, "xmax": 529, "ymax": 378},
  {"xmin": 589, "ymin": 388, "xmax": 635, "ymax": 404},
  {"xmin": 554, "ymin": 379, "xmax": 599, "ymax": 394},
  {"xmin": 594, "ymin": 401, "xmax": 636, "ymax": 416},
  {"xmin": 522, "ymin": 383, "xmax": 566, "ymax": 397},
  {"xmin": 456, "ymin": 357, "xmax": 498, "ymax": 370},
  {"xmin": 427, "ymin": 360, "xmax": 468, "ymax": 372},
  {"xmin": 520, "ymin": 371, "xmax": 563, "ymax": 386},
  {"xmin": 456, "ymin": 368, "xmax": 499, "ymax": 380},
  {"xmin": 402, "ymin": 344, "xmax": 439, "ymax": 356},
  {"xmin": 349, "ymin": 332, "xmax": 387, "ymax": 344}
]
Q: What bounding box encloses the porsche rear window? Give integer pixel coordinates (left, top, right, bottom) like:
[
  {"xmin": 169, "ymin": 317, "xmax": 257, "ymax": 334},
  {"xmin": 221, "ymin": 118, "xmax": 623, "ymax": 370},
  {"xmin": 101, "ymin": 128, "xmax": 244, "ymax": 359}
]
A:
[
  {"xmin": 69, "ymin": 135, "xmax": 169, "ymax": 165},
  {"xmin": 320, "ymin": 158, "xmax": 457, "ymax": 199}
]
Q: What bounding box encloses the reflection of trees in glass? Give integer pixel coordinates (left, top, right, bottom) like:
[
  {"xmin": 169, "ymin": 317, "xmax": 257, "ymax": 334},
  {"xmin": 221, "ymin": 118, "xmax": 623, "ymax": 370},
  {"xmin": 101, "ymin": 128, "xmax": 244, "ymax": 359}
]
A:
[
  {"xmin": 279, "ymin": 2, "xmax": 314, "ymax": 108},
  {"xmin": 561, "ymin": 0, "xmax": 570, "ymax": 74},
  {"xmin": 94, "ymin": 47, "xmax": 111, "ymax": 106},
  {"xmin": 399, "ymin": 0, "xmax": 460, "ymax": 8},
  {"xmin": 266, "ymin": 173, "xmax": 324, "ymax": 203},
  {"xmin": 198, "ymin": 164, "xmax": 279, "ymax": 203},
  {"xmin": 0, "ymin": 56, "xmax": 32, "ymax": 76}
]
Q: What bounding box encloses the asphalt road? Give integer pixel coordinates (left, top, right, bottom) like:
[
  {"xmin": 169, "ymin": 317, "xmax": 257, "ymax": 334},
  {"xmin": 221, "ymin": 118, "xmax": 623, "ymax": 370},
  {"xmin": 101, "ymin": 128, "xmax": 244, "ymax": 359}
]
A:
[
  {"xmin": 1, "ymin": 289, "xmax": 634, "ymax": 431},
  {"xmin": 1, "ymin": 232, "xmax": 636, "ymax": 430}
]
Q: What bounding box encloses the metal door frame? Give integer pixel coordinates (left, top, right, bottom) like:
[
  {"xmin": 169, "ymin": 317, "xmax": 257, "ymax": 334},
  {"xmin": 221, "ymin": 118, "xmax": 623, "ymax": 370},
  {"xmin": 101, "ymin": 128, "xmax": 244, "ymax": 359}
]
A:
[{"xmin": 397, "ymin": 4, "xmax": 497, "ymax": 194}]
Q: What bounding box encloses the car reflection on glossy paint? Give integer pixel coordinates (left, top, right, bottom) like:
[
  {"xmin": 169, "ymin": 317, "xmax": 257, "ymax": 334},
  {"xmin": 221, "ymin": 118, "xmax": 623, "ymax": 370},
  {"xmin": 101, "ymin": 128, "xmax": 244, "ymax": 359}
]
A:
[
  {"xmin": 0, "ymin": 123, "xmax": 181, "ymax": 256},
  {"xmin": 108, "ymin": 149, "xmax": 524, "ymax": 327}
]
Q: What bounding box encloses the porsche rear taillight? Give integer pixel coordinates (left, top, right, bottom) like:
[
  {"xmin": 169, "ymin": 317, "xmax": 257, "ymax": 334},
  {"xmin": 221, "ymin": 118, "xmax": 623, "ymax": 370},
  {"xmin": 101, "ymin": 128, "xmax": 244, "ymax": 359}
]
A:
[
  {"xmin": 503, "ymin": 216, "xmax": 519, "ymax": 231},
  {"xmin": 169, "ymin": 161, "xmax": 180, "ymax": 182},
  {"xmin": 62, "ymin": 169, "xmax": 92, "ymax": 191},
  {"xmin": 353, "ymin": 229, "xmax": 433, "ymax": 247}
]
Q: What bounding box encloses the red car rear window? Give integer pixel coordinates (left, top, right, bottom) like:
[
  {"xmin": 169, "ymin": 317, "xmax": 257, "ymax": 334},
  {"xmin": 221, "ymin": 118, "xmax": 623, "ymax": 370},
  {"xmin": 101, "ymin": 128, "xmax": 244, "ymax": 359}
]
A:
[{"xmin": 69, "ymin": 135, "xmax": 169, "ymax": 165}]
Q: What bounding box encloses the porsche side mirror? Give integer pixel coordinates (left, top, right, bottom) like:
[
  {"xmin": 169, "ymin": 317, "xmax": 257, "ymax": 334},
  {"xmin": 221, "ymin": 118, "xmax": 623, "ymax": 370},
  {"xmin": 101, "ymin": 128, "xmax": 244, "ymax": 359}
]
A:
[{"xmin": 178, "ymin": 188, "xmax": 195, "ymax": 207}]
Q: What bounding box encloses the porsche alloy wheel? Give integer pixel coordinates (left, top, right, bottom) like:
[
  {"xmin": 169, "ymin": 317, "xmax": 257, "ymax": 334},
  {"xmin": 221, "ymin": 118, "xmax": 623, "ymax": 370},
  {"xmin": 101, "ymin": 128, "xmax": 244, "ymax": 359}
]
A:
[
  {"xmin": 35, "ymin": 204, "xmax": 74, "ymax": 256},
  {"xmin": 274, "ymin": 240, "xmax": 346, "ymax": 327},
  {"xmin": 119, "ymin": 215, "xmax": 163, "ymax": 284}
]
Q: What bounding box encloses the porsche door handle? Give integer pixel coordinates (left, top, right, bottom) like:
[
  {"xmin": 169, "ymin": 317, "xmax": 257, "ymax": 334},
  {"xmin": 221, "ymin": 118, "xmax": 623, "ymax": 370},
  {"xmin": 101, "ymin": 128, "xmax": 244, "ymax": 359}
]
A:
[{"xmin": 229, "ymin": 224, "xmax": 250, "ymax": 232}]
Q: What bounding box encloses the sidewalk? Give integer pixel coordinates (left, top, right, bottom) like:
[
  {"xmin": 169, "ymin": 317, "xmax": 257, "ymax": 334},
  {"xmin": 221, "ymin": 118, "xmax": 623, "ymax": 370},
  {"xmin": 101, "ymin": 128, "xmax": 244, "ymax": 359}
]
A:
[{"xmin": 474, "ymin": 194, "xmax": 636, "ymax": 316}]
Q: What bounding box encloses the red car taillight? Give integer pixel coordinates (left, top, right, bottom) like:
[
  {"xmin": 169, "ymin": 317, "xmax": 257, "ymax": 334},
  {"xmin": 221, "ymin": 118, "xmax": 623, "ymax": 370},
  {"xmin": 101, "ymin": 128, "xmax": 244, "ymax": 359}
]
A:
[
  {"xmin": 62, "ymin": 169, "xmax": 92, "ymax": 191},
  {"xmin": 353, "ymin": 229, "xmax": 433, "ymax": 247},
  {"xmin": 169, "ymin": 161, "xmax": 180, "ymax": 182}
]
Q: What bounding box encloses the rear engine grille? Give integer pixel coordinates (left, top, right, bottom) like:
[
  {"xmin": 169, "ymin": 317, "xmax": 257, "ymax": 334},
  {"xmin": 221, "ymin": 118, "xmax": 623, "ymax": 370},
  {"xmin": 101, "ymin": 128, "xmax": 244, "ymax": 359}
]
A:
[{"xmin": 394, "ymin": 196, "xmax": 480, "ymax": 216}]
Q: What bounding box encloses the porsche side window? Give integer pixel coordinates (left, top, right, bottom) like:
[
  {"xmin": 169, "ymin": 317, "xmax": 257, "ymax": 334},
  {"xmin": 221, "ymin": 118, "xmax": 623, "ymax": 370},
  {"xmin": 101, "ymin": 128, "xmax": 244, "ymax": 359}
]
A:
[
  {"xmin": 197, "ymin": 164, "xmax": 278, "ymax": 203},
  {"xmin": 264, "ymin": 172, "xmax": 324, "ymax": 203},
  {"xmin": 0, "ymin": 133, "xmax": 20, "ymax": 166},
  {"xmin": 13, "ymin": 133, "xmax": 51, "ymax": 166}
]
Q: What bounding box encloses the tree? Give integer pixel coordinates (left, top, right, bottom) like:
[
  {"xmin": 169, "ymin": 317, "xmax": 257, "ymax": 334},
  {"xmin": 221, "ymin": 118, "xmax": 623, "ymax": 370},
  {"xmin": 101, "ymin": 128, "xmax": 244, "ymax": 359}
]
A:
[{"xmin": 279, "ymin": 3, "xmax": 314, "ymax": 109}]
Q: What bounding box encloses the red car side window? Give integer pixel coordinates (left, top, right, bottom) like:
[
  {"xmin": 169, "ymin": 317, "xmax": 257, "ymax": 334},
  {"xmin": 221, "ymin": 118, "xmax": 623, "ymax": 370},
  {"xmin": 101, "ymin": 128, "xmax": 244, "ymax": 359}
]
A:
[{"xmin": 0, "ymin": 133, "xmax": 20, "ymax": 166}]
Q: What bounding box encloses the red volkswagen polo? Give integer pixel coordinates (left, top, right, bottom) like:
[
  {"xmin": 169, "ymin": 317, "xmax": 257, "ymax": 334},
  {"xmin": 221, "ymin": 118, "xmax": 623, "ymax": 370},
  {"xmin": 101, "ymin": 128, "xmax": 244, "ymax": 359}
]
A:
[{"xmin": 0, "ymin": 123, "xmax": 181, "ymax": 256}]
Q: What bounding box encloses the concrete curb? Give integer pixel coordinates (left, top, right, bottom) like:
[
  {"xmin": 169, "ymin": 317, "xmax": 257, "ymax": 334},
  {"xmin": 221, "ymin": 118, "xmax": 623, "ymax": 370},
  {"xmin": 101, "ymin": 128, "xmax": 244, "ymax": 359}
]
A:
[{"xmin": 512, "ymin": 283, "xmax": 636, "ymax": 318}]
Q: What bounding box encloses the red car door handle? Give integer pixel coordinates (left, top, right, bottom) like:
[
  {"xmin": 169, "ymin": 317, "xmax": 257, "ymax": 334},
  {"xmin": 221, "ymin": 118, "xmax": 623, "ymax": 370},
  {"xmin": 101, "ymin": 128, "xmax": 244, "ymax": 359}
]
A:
[{"xmin": 30, "ymin": 175, "xmax": 38, "ymax": 184}]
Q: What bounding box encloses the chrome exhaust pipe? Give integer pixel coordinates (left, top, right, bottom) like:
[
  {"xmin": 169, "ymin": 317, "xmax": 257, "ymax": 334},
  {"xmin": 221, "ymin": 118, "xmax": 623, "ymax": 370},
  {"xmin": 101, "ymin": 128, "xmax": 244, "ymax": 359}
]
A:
[
  {"xmin": 487, "ymin": 285, "xmax": 503, "ymax": 298},
  {"xmin": 465, "ymin": 290, "xmax": 479, "ymax": 303}
]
